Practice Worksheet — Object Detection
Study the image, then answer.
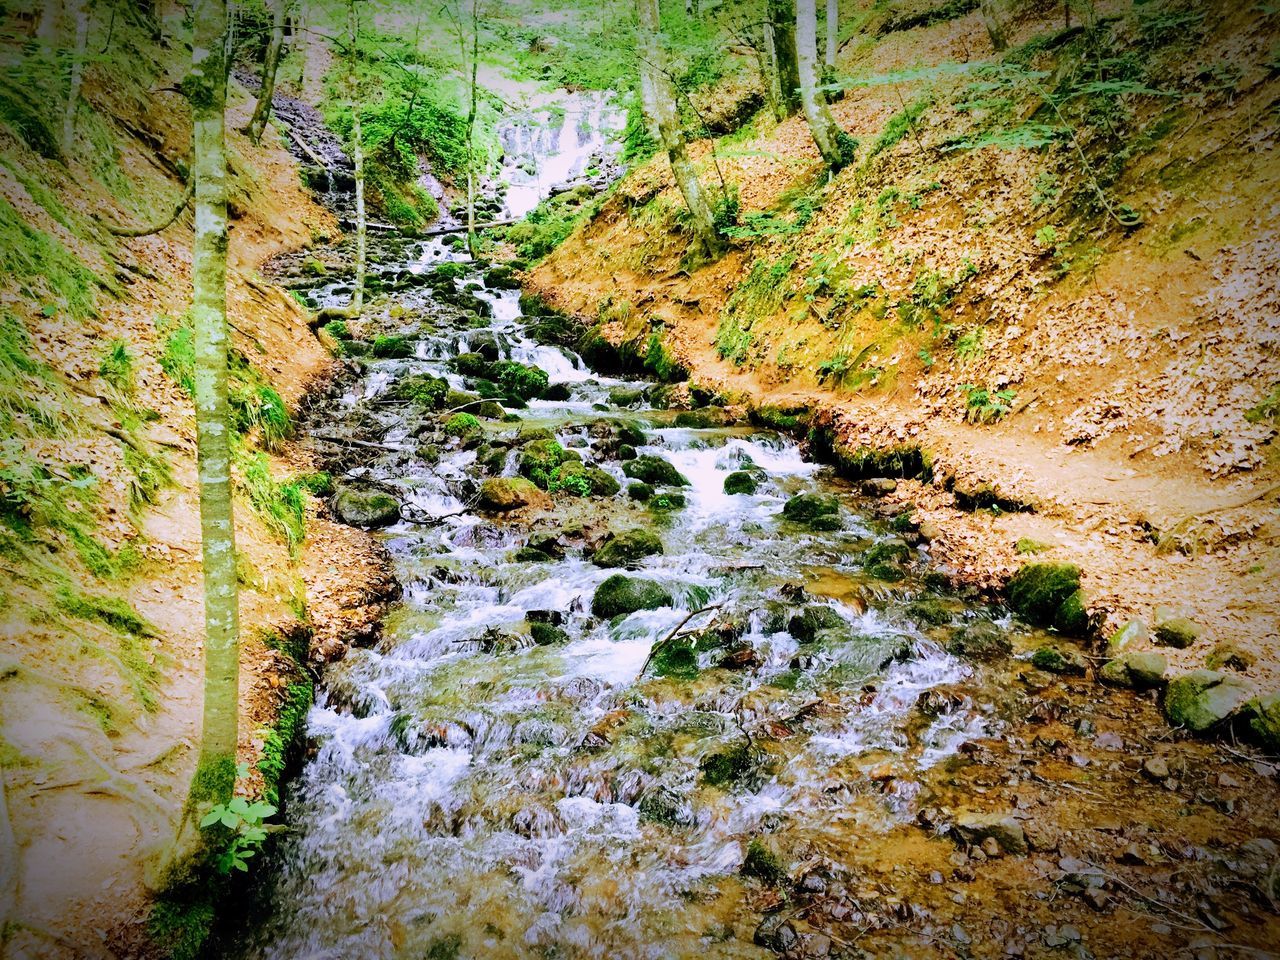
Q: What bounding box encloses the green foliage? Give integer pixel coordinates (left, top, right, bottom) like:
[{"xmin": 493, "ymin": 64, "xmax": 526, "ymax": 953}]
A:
[
  {"xmin": 897, "ymin": 261, "xmax": 977, "ymax": 329},
  {"xmin": 960, "ymin": 384, "xmax": 1016, "ymax": 424},
  {"xmin": 99, "ymin": 341, "xmax": 134, "ymax": 393},
  {"xmin": 296, "ymin": 471, "xmax": 334, "ymax": 497},
  {"xmin": 870, "ymin": 96, "xmax": 932, "ymax": 158},
  {"xmin": 0, "ymin": 197, "xmax": 101, "ymax": 319},
  {"xmin": 391, "ymin": 373, "xmax": 450, "ymax": 409},
  {"xmin": 55, "ymin": 586, "xmax": 159, "ymax": 710},
  {"xmin": 241, "ymin": 454, "xmax": 306, "ymax": 554},
  {"xmin": 1246, "ymin": 384, "xmax": 1280, "ymax": 425},
  {"xmin": 371, "ymin": 335, "xmax": 413, "ymax": 359},
  {"xmin": 716, "ymin": 255, "xmax": 795, "ymax": 365},
  {"xmin": 0, "ymin": 310, "xmax": 73, "ymax": 437},
  {"xmin": 199, "ymin": 794, "xmax": 278, "ymax": 874},
  {"xmin": 491, "ymin": 360, "xmax": 549, "ymax": 401},
  {"xmin": 953, "ymin": 326, "xmax": 984, "ymax": 362},
  {"xmin": 321, "ymin": 318, "xmax": 351, "ymax": 340},
  {"xmin": 122, "ymin": 441, "xmax": 173, "ymax": 512},
  {"xmin": 158, "ymin": 320, "xmax": 196, "ymax": 395},
  {"xmin": 258, "ymin": 681, "xmax": 313, "ymax": 807},
  {"xmin": 643, "ymin": 333, "xmax": 684, "ymax": 382},
  {"xmin": 148, "ymin": 899, "xmax": 217, "ymax": 960},
  {"xmin": 444, "ymin": 412, "xmax": 481, "ymax": 437},
  {"xmin": 230, "ymin": 385, "xmax": 292, "ymax": 450},
  {"xmin": 548, "ymin": 470, "xmax": 592, "ymax": 497},
  {"xmin": 741, "ymin": 839, "xmax": 787, "ymax": 885}
]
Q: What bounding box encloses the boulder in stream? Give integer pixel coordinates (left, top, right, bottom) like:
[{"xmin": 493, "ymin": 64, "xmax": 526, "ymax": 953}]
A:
[
  {"xmin": 946, "ymin": 619, "xmax": 1011, "ymax": 661},
  {"xmin": 591, "ymin": 574, "xmax": 673, "ymax": 619},
  {"xmin": 1006, "ymin": 562, "xmax": 1091, "ymax": 636},
  {"xmin": 1098, "ymin": 651, "xmax": 1168, "ymax": 689},
  {"xmin": 592, "ymin": 529, "xmax": 663, "ymax": 568},
  {"xmin": 623, "ymin": 454, "xmax": 690, "ymax": 487},
  {"xmin": 477, "ymin": 477, "xmax": 548, "ymax": 513},
  {"xmin": 951, "ymin": 813, "xmax": 1028, "ymax": 855},
  {"xmin": 332, "ymin": 487, "xmax": 401, "ymax": 529},
  {"xmin": 723, "ymin": 470, "xmax": 759, "ymax": 495},
  {"xmin": 781, "ymin": 492, "xmax": 839, "ymax": 525}
]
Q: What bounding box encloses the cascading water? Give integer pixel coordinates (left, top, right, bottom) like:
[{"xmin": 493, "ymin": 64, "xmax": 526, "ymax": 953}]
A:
[{"xmin": 242, "ymin": 92, "xmax": 1011, "ymax": 960}]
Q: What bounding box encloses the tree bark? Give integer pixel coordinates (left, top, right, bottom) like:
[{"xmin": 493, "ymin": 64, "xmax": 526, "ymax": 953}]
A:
[
  {"xmin": 464, "ymin": 0, "xmax": 479, "ymax": 258},
  {"xmin": 242, "ymin": 0, "xmax": 288, "ymax": 144},
  {"xmin": 61, "ymin": 0, "xmax": 89, "ymax": 156},
  {"xmin": 824, "ymin": 0, "xmax": 837, "ymax": 68},
  {"xmin": 768, "ymin": 0, "xmax": 801, "ymax": 118},
  {"xmin": 347, "ymin": 0, "xmax": 366, "ymax": 317},
  {"xmin": 636, "ymin": 0, "xmax": 722, "ymax": 260},
  {"xmin": 980, "ymin": 0, "xmax": 1008, "ymax": 52},
  {"xmin": 796, "ymin": 0, "xmax": 848, "ymax": 168},
  {"xmin": 188, "ymin": 0, "xmax": 239, "ymax": 811}
]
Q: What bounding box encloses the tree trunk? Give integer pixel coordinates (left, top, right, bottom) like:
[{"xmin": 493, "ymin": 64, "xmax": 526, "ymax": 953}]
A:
[
  {"xmin": 36, "ymin": 0, "xmax": 61, "ymax": 47},
  {"xmin": 824, "ymin": 0, "xmax": 837, "ymax": 67},
  {"xmin": 61, "ymin": 0, "xmax": 89, "ymax": 156},
  {"xmin": 762, "ymin": 18, "xmax": 783, "ymax": 120},
  {"xmin": 243, "ymin": 0, "xmax": 288, "ymax": 144},
  {"xmin": 464, "ymin": 0, "xmax": 479, "ymax": 258},
  {"xmin": 980, "ymin": 0, "xmax": 1007, "ymax": 52},
  {"xmin": 768, "ymin": 0, "xmax": 801, "ymax": 118},
  {"xmin": 347, "ymin": 0, "xmax": 365, "ymax": 316},
  {"xmin": 796, "ymin": 0, "xmax": 848, "ymax": 168},
  {"xmin": 636, "ymin": 0, "xmax": 722, "ymax": 260},
  {"xmin": 188, "ymin": 0, "xmax": 239, "ymax": 812}
]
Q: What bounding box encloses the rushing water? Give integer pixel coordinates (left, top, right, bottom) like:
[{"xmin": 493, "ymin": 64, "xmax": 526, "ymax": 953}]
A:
[{"xmin": 244, "ymin": 94, "xmax": 1011, "ymax": 960}]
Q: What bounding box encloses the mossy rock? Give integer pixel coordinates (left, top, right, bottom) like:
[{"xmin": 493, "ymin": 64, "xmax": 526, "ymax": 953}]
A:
[
  {"xmin": 650, "ymin": 641, "xmax": 700, "ymax": 680},
  {"xmin": 591, "ymin": 575, "xmax": 673, "ymax": 619},
  {"xmin": 1244, "ymin": 693, "xmax": 1280, "ymax": 751},
  {"xmin": 370, "ymin": 335, "xmax": 413, "ymax": 359},
  {"xmin": 648, "ymin": 490, "xmax": 687, "ymax": 511},
  {"xmin": 332, "ymin": 487, "xmax": 401, "ymax": 528},
  {"xmin": 389, "ymin": 373, "xmax": 450, "ymax": 409},
  {"xmin": 741, "ymin": 839, "xmax": 787, "ymax": 886},
  {"xmin": 518, "ymin": 438, "xmax": 570, "ymax": 488},
  {"xmin": 617, "ymin": 443, "xmax": 638, "ymax": 461},
  {"xmin": 514, "ymin": 546, "xmax": 554, "ymax": 562},
  {"xmin": 608, "ymin": 386, "xmax": 646, "ymax": 407},
  {"xmin": 782, "ymin": 493, "xmax": 839, "ymax": 524},
  {"xmin": 809, "ymin": 514, "xmax": 844, "ymax": 532},
  {"xmin": 946, "ymin": 619, "xmax": 1011, "ymax": 661},
  {"xmin": 724, "ymin": 470, "xmax": 759, "ymax": 495},
  {"xmin": 592, "ymin": 529, "xmax": 664, "ymax": 568},
  {"xmin": 1006, "ymin": 562, "xmax": 1085, "ymax": 633},
  {"xmin": 1098, "ymin": 651, "xmax": 1168, "ymax": 689},
  {"xmin": 1205, "ymin": 642, "xmax": 1254, "ymax": 672},
  {"xmin": 623, "ymin": 455, "xmax": 690, "ymax": 487},
  {"xmin": 491, "ymin": 359, "xmax": 550, "ymax": 401},
  {"xmin": 1163, "ymin": 669, "xmax": 1251, "ymax": 733},
  {"xmin": 906, "ymin": 598, "xmax": 952, "ymax": 627},
  {"xmin": 1107, "ymin": 620, "xmax": 1148, "ymax": 654},
  {"xmin": 1031, "ymin": 644, "xmax": 1087, "ymax": 676},
  {"xmin": 477, "ymin": 477, "xmax": 545, "ymax": 513},
  {"xmin": 615, "ymin": 420, "xmax": 648, "ymax": 446},
  {"xmin": 865, "ymin": 538, "xmax": 912, "ymax": 567},
  {"xmin": 1154, "ymin": 616, "xmax": 1203, "ymax": 649},
  {"xmin": 674, "ymin": 408, "xmax": 732, "ymax": 428},
  {"xmin": 788, "ymin": 605, "xmax": 846, "ymax": 643},
  {"xmin": 450, "ymin": 352, "xmax": 491, "ymax": 377},
  {"xmin": 699, "ymin": 741, "xmax": 752, "ymax": 787},
  {"xmin": 529, "ymin": 621, "xmax": 570, "ymax": 646},
  {"xmin": 627, "ymin": 481, "xmax": 654, "ymax": 502},
  {"xmin": 1053, "ymin": 588, "xmax": 1091, "ymax": 636}
]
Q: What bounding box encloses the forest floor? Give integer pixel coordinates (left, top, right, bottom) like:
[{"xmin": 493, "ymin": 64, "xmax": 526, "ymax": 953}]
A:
[{"xmin": 529, "ymin": 0, "xmax": 1280, "ymax": 692}]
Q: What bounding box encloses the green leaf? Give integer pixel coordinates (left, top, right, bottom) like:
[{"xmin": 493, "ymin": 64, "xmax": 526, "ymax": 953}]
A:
[
  {"xmin": 227, "ymin": 796, "xmax": 250, "ymax": 815},
  {"xmin": 219, "ymin": 810, "xmax": 240, "ymax": 828},
  {"xmin": 199, "ymin": 809, "xmax": 222, "ymax": 828}
]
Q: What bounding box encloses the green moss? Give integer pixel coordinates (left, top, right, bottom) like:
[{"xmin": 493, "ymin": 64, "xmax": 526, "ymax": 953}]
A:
[
  {"xmin": 390, "ymin": 373, "xmax": 450, "ymax": 410},
  {"xmin": 699, "ymin": 741, "xmax": 752, "ymax": 787},
  {"xmin": 443, "ymin": 412, "xmax": 481, "ymax": 437},
  {"xmin": 1006, "ymin": 562, "xmax": 1081, "ymax": 627},
  {"xmin": 622, "ymin": 455, "xmax": 690, "ymax": 487},
  {"xmin": 258, "ymin": 681, "xmax": 314, "ymax": 807},
  {"xmin": 742, "ymin": 839, "xmax": 787, "ymax": 885},
  {"xmin": 148, "ymin": 898, "xmax": 217, "ymax": 960},
  {"xmin": 591, "ymin": 574, "xmax": 673, "ymax": 619},
  {"xmin": 649, "ymin": 641, "xmax": 700, "ymax": 680},
  {"xmin": 781, "ymin": 493, "xmax": 839, "ymax": 524},
  {"xmin": 716, "ymin": 255, "xmax": 795, "ymax": 366},
  {"xmin": 491, "ymin": 360, "xmax": 550, "ymax": 401},
  {"xmin": 371, "ymin": 335, "xmax": 413, "ymax": 359}
]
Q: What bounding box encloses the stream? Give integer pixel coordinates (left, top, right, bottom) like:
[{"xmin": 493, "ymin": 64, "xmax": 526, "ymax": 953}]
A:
[{"xmin": 241, "ymin": 94, "xmax": 1280, "ymax": 960}]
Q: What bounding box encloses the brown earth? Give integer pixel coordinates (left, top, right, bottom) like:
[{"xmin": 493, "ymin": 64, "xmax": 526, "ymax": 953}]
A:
[
  {"xmin": 0, "ymin": 59, "xmax": 393, "ymax": 960},
  {"xmin": 529, "ymin": 0, "xmax": 1280, "ymax": 692}
]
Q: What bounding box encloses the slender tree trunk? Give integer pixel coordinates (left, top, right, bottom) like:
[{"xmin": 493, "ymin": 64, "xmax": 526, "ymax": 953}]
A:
[
  {"xmin": 188, "ymin": 0, "xmax": 239, "ymax": 812},
  {"xmin": 464, "ymin": 0, "xmax": 479, "ymax": 258},
  {"xmin": 636, "ymin": 0, "xmax": 722, "ymax": 260},
  {"xmin": 796, "ymin": 0, "xmax": 847, "ymax": 168},
  {"xmin": 347, "ymin": 0, "xmax": 365, "ymax": 316},
  {"xmin": 243, "ymin": 0, "xmax": 288, "ymax": 144},
  {"xmin": 980, "ymin": 0, "xmax": 1007, "ymax": 52},
  {"xmin": 36, "ymin": 0, "xmax": 61, "ymax": 47},
  {"xmin": 61, "ymin": 0, "xmax": 89, "ymax": 156},
  {"xmin": 763, "ymin": 18, "xmax": 783, "ymax": 120},
  {"xmin": 824, "ymin": 0, "xmax": 837, "ymax": 67},
  {"xmin": 768, "ymin": 0, "xmax": 801, "ymax": 118}
]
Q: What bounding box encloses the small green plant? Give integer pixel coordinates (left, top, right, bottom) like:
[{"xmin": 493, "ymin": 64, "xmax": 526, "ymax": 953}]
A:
[
  {"xmin": 230, "ymin": 385, "xmax": 291, "ymax": 450},
  {"xmin": 1016, "ymin": 537, "xmax": 1052, "ymax": 554},
  {"xmin": 99, "ymin": 341, "xmax": 134, "ymax": 393},
  {"xmin": 1245, "ymin": 383, "xmax": 1280, "ymax": 425},
  {"xmin": 960, "ymin": 384, "xmax": 1016, "ymax": 424},
  {"xmin": 953, "ymin": 326, "xmax": 985, "ymax": 362},
  {"xmin": 549, "ymin": 472, "xmax": 592, "ymax": 496},
  {"xmin": 443, "ymin": 412, "xmax": 480, "ymax": 437},
  {"xmin": 241, "ymin": 454, "xmax": 306, "ymax": 554},
  {"xmin": 199, "ymin": 791, "xmax": 277, "ymax": 874},
  {"xmin": 1031, "ymin": 173, "xmax": 1061, "ymax": 208},
  {"xmin": 158, "ymin": 322, "xmax": 196, "ymax": 395}
]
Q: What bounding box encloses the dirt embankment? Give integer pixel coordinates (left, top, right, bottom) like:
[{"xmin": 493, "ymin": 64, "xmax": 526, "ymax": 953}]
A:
[
  {"xmin": 530, "ymin": 0, "xmax": 1280, "ymax": 688},
  {"xmin": 0, "ymin": 43, "xmax": 394, "ymax": 960}
]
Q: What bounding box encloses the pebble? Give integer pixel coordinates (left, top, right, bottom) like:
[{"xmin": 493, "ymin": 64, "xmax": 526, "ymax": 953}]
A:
[{"xmin": 1143, "ymin": 756, "xmax": 1171, "ymax": 781}]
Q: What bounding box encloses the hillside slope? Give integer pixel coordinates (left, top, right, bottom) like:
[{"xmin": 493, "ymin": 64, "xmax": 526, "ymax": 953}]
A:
[
  {"xmin": 531, "ymin": 0, "xmax": 1280, "ymax": 682},
  {"xmin": 0, "ymin": 8, "xmax": 393, "ymax": 957}
]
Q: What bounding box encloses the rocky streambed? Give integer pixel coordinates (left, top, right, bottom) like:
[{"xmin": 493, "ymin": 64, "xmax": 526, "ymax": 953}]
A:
[{"xmin": 227, "ymin": 225, "xmax": 1280, "ymax": 960}]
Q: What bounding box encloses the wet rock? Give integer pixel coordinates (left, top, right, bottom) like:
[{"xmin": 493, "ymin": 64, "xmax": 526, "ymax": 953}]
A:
[
  {"xmin": 1243, "ymin": 693, "xmax": 1280, "ymax": 751},
  {"xmin": 477, "ymin": 477, "xmax": 547, "ymax": 513},
  {"xmin": 1030, "ymin": 644, "xmax": 1088, "ymax": 676},
  {"xmin": 724, "ymin": 470, "xmax": 759, "ymax": 495},
  {"xmin": 551, "ymin": 461, "xmax": 620, "ymax": 497},
  {"xmin": 623, "ymin": 454, "xmax": 690, "ymax": 486},
  {"xmin": 718, "ymin": 645, "xmax": 761, "ymax": 670},
  {"xmin": 592, "ymin": 529, "xmax": 664, "ymax": 569},
  {"xmin": 1107, "ymin": 619, "xmax": 1149, "ymax": 653},
  {"xmin": 525, "ymin": 532, "xmax": 565, "ymax": 559},
  {"xmin": 907, "ymin": 598, "xmax": 952, "ymax": 626},
  {"xmin": 674, "ymin": 408, "xmax": 732, "ymax": 428},
  {"xmin": 1162, "ymin": 669, "xmax": 1251, "ymax": 732},
  {"xmin": 647, "ymin": 489, "xmax": 687, "ymax": 511},
  {"xmin": 1142, "ymin": 756, "xmax": 1171, "ymax": 781},
  {"xmin": 788, "ymin": 605, "xmax": 846, "ymax": 643},
  {"xmin": 917, "ymin": 519, "xmax": 942, "ymax": 542},
  {"xmin": 451, "ymin": 351, "xmax": 490, "ymax": 377},
  {"xmin": 616, "ymin": 443, "xmax": 638, "ymax": 461},
  {"xmin": 1006, "ymin": 562, "xmax": 1090, "ymax": 636},
  {"xmin": 1098, "ymin": 651, "xmax": 1167, "ymax": 689},
  {"xmin": 332, "ymin": 486, "xmax": 401, "ymax": 528},
  {"xmin": 753, "ymin": 914, "xmax": 796, "ymax": 951},
  {"xmin": 627, "ymin": 481, "xmax": 653, "ymax": 501},
  {"xmin": 591, "ymin": 575, "xmax": 673, "ymax": 619},
  {"xmin": 947, "ymin": 619, "xmax": 1012, "ymax": 661},
  {"xmin": 518, "ymin": 438, "xmax": 572, "ymax": 488},
  {"xmin": 861, "ymin": 477, "xmax": 898, "ymax": 496},
  {"xmin": 607, "ymin": 386, "xmax": 646, "ymax": 407},
  {"xmin": 1206, "ymin": 641, "xmax": 1253, "ymax": 672},
  {"xmin": 699, "ymin": 741, "xmax": 752, "ymax": 787},
  {"xmin": 637, "ymin": 785, "xmax": 693, "ymax": 826},
  {"xmin": 529, "ymin": 621, "xmax": 570, "ymax": 646},
  {"xmin": 782, "ymin": 492, "xmax": 839, "ymax": 524},
  {"xmin": 741, "ymin": 838, "xmax": 787, "ymax": 885},
  {"xmin": 1154, "ymin": 615, "xmax": 1203, "ymax": 649},
  {"xmin": 951, "ymin": 813, "xmax": 1028, "ymax": 855}
]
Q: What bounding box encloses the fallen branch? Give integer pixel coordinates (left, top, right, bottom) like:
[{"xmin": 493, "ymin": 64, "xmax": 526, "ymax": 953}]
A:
[
  {"xmin": 103, "ymin": 179, "xmax": 194, "ymax": 237},
  {"xmin": 309, "ymin": 433, "xmax": 407, "ymax": 453}
]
